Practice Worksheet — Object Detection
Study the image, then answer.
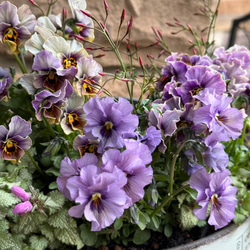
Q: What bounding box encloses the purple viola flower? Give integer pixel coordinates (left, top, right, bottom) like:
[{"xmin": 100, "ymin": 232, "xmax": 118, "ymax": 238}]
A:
[
  {"xmin": 73, "ymin": 135, "xmax": 99, "ymax": 157},
  {"xmin": 213, "ymin": 45, "xmax": 250, "ymax": 84},
  {"xmin": 32, "ymin": 50, "xmax": 77, "ymax": 93},
  {"xmin": 202, "ymin": 131, "xmax": 229, "ymax": 172},
  {"xmin": 66, "ymin": 164, "xmax": 127, "ymax": 231},
  {"xmin": 11, "ymin": 186, "xmax": 30, "ymax": 201},
  {"xmin": 193, "ymin": 90, "xmax": 244, "ymax": 140},
  {"xmin": 0, "ymin": 67, "xmax": 12, "ymax": 101},
  {"xmin": 75, "ymin": 56, "xmax": 103, "ymax": 97},
  {"xmin": 13, "ymin": 201, "xmax": 33, "ymax": 216},
  {"xmin": 190, "ymin": 168, "xmax": 237, "ymax": 230},
  {"xmin": 60, "ymin": 93, "xmax": 86, "ymax": 135},
  {"xmin": 180, "ymin": 66, "xmax": 226, "ymax": 104},
  {"xmin": 102, "ymin": 140, "xmax": 153, "ymax": 206},
  {"xmin": 0, "ymin": 1, "xmax": 36, "ymax": 53},
  {"xmin": 83, "ymin": 96, "xmax": 139, "ymax": 153},
  {"xmin": 0, "ymin": 116, "xmax": 32, "ymax": 163},
  {"xmin": 32, "ymin": 80, "xmax": 74, "ymax": 124},
  {"xmin": 57, "ymin": 154, "xmax": 99, "ymax": 200}
]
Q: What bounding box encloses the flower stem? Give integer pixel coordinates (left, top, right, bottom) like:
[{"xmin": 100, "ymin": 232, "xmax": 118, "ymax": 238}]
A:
[
  {"xmin": 43, "ymin": 116, "xmax": 57, "ymax": 138},
  {"xmin": 150, "ymin": 184, "xmax": 189, "ymax": 218},
  {"xmin": 26, "ymin": 150, "xmax": 44, "ymax": 176}
]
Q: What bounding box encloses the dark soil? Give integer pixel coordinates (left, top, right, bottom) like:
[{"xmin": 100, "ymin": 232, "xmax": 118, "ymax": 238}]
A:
[{"xmin": 82, "ymin": 224, "xmax": 216, "ymax": 250}]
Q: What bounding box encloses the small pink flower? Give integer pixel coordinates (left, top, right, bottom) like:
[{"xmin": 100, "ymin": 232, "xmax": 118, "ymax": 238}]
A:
[
  {"xmin": 11, "ymin": 186, "xmax": 30, "ymax": 201},
  {"xmin": 13, "ymin": 201, "xmax": 33, "ymax": 216}
]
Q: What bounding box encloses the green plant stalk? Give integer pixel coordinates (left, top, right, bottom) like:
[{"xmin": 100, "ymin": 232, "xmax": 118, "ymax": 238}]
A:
[
  {"xmin": 26, "ymin": 150, "xmax": 44, "ymax": 176},
  {"xmin": 43, "ymin": 116, "xmax": 57, "ymax": 138},
  {"xmin": 150, "ymin": 184, "xmax": 190, "ymax": 218},
  {"xmin": 169, "ymin": 139, "xmax": 196, "ymax": 195}
]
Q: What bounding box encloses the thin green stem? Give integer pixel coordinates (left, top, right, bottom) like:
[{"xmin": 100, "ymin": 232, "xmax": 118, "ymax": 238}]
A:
[
  {"xmin": 43, "ymin": 116, "xmax": 57, "ymax": 138},
  {"xmin": 150, "ymin": 184, "xmax": 190, "ymax": 218},
  {"xmin": 169, "ymin": 139, "xmax": 196, "ymax": 194},
  {"xmin": 26, "ymin": 150, "xmax": 44, "ymax": 176}
]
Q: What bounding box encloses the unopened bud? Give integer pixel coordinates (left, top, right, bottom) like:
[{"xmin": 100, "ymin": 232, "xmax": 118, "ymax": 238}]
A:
[
  {"xmin": 63, "ymin": 7, "xmax": 68, "ymax": 19},
  {"xmin": 186, "ymin": 24, "xmax": 192, "ymax": 31},
  {"xmin": 74, "ymin": 34, "xmax": 85, "ymax": 41},
  {"xmin": 104, "ymin": 0, "xmax": 109, "ymax": 11},
  {"xmin": 147, "ymin": 54, "xmax": 154, "ymax": 59},
  {"xmin": 139, "ymin": 56, "xmax": 144, "ymax": 67},
  {"xmin": 29, "ymin": 0, "xmax": 38, "ymax": 5},
  {"xmin": 76, "ymin": 23, "xmax": 86, "ymax": 28},
  {"xmin": 166, "ymin": 22, "xmax": 175, "ymax": 27},
  {"xmin": 95, "ymin": 54, "xmax": 105, "ymax": 58},
  {"xmin": 121, "ymin": 8, "xmax": 125, "ymax": 22},
  {"xmin": 99, "ymin": 72, "xmax": 106, "ymax": 76},
  {"xmin": 81, "ymin": 10, "xmax": 92, "ymax": 18}
]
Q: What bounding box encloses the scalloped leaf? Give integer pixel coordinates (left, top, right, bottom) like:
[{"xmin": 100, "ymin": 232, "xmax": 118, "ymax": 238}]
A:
[
  {"xmin": 29, "ymin": 235, "xmax": 49, "ymax": 250},
  {"xmin": 0, "ymin": 190, "xmax": 19, "ymax": 207}
]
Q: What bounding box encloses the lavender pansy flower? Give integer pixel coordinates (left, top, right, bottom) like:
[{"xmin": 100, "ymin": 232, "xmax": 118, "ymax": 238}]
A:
[
  {"xmin": 0, "ymin": 116, "xmax": 32, "ymax": 163},
  {"xmin": 57, "ymin": 154, "xmax": 99, "ymax": 200},
  {"xmin": 66, "ymin": 164, "xmax": 127, "ymax": 231},
  {"xmin": 180, "ymin": 66, "xmax": 226, "ymax": 104},
  {"xmin": 102, "ymin": 140, "xmax": 153, "ymax": 206},
  {"xmin": 0, "ymin": 1, "xmax": 36, "ymax": 53},
  {"xmin": 0, "ymin": 67, "xmax": 12, "ymax": 101},
  {"xmin": 83, "ymin": 96, "xmax": 138, "ymax": 153},
  {"xmin": 190, "ymin": 168, "xmax": 237, "ymax": 230},
  {"xmin": 193, "ymin": 90, "xmax": 244, "ymax": 140}
]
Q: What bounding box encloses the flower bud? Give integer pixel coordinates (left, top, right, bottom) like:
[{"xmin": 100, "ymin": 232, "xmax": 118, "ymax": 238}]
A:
[
  {"xmin": 13, "ymin": 201, "xmax": 33, "ymax": 216},
  {"xmin": 11, "ymin": 186, "xmax": 30, "ymax": 201}
]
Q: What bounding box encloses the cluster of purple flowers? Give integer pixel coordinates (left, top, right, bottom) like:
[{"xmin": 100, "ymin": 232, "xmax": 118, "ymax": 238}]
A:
[
  {"xmin": 57, "ymin": 96, "xmax": 160, "ymax": 231},
  {"xmin": 153, "ymin": 45, "xmax": 248, "ymax": 229}
]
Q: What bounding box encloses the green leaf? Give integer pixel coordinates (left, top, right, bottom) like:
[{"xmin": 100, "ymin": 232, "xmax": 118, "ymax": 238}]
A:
[
  {"xmin": 133, "ymin": 228, "xmax": 151, "ymax": 245},
  {"xmin": 0, "ymin": 219, "xmax": 9, "ymax": 232},
  {"xmin": 40, "ymin": 224, "xmax": 55, "ymax": 242},
  {"xmin": 79, "ymin": 223, "xmax": 97, "ymax": 246},
  {"xmin": 29, "ymin": 236, "xmax": 49, "ymax": 250},
  {"xmin": 48, "ymin": 209, "xmax": 76, "ymax": 229},
  {"xmin": 0, "ymin": 231, "xmax": 17, "ymax": 250},
  {"xmin": 137, "ymin": 209, "xmax": 150, "ymax": 230},
  {"xmin": 242, "ymin": 191, "xmax": 250, "ymax": 211},
  {"xmin": 0, "ymin": 190, "xmax": 19, "ymax": 207},
  {"xmin": 54, "ymin": 227, "xmax": 81, "ymax": 246},
  {"xmin": 164, "ymin": 223, "xmax": 172, "ymax": 237},
  {"xmin": 114, "ymin": 217, "xmax": 123, "ymax": 230},
  {"xmin": 151, "ymin": 215, "xmax": 161, "ymax": 229}
]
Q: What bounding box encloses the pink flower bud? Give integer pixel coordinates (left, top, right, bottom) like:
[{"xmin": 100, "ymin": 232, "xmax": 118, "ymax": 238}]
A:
[
  {"xmin": 13, "ymin": 201, "xmax": 33, "ymax": 216},
  {"xmin": 121, "ymin": 9, "xmax": 126, "ymax": 22},
  {"xmin": 29, "ymin": 0, "xmax": 38, "ymax": 6},
  {"xmin": 99, "ymin": 72, "xmax": 106, "ymax": 76},
  {"xmin": 139, "ymin": 56, "xmax": 144, "ymax": 67},
  {"xmin": 166, "ymin": 22, "xmax": 175, "ymax": 27},
  {"xmin": 76, "ymin": 23, "xmax": 86, "ymax": 28},
  {"xmin": 147, "ymin": 54, "xmax": 154, "ymax": 59},
  {"xmin": 74, "ymin": 34, "xmax": 85, "ymax": 41},
  {"xmin": 186, "ymin": 24, "xmax": 192, "ymax": 31},
  {"xmin": 81, "ymin": 10, "xmax": 92, "ymax": 18},
  {"xmin": 11, "ymin": 186, "xmax": 30, "ymax": 201},
  {"xmin": 104, "ymin": 0, "xmax": 109, "ymax": 11}
]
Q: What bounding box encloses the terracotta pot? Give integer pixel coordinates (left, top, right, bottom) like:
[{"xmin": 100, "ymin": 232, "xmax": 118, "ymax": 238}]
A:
[{"xmin": 167, "ymin": 217, "xmax": 250, "ymax": 250}]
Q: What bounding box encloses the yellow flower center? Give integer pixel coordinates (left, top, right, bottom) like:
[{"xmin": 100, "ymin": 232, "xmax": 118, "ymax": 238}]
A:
[
  {"xmin": 191, "ymin": 87, "xmax": 203, "ymax": 95},
  {"xmin": 104, "ymin": 121, "xmax": 113, "ymax": 130},
  {"xmin": 3, "ymin": 27, "xmax": 18, "ymax": 43},
  {"xmin": 67, "ymin": 113, "xmax": 80, "ymax": 126},
  {"xmin": 211, "ymin": 193, "xmax": 220, "ymax": 208},
  {"xmin": 3, "ymin": 139, "xmax": 18, "ymax": 155},
  {"xmin": 91, "ymin": 192, "xmax": 102, "ymax": 208},
  {"xmin": 63, "ymin": 57, "xmax": 77, "ymax": 69}
]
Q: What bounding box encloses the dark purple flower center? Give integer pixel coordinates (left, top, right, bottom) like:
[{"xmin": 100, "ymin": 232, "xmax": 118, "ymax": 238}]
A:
[
  {"xmin": 211, "ymin": 193, "xmax": 221, "ymax": 209},
  {"xmin": 100, "ymin": 121, "xmax": 113, "ymax": 137},
  {"xmin": 191, "ymin": 86, "xmax": 203, "ymax": 95},
  {"xmin": 63, "ymin": 57, "xmax": 77, "ymax": 69},
  {"xmin": 3, "ymin": 139, "xmax": 18, "ymax": 155},
  {"xmin": 90, "ymin": 192, "xmax": 103, "ymax": 212},
  {"xmin": 79, "ymin": 143, "xmax": 97, "ymax": 156},
  {"xmin": 3, "ymin": 27, "xmax": 18, "ymax": 43}
]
